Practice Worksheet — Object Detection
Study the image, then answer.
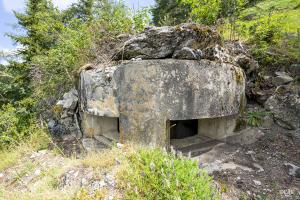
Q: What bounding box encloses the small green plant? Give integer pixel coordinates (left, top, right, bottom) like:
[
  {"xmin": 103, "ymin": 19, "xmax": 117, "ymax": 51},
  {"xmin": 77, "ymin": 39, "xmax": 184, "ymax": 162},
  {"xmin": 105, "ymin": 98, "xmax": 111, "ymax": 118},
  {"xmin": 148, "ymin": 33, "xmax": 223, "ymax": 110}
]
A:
[
  {"xmin": 121, "ymin": 148, "xmax": 220, "ymax": 200},
  {"xmin": 180, "ymin": 0, "xmax": 221, "ymax": 25},
  {"xmin": 247, "ymin": 111, "xmax": 270, "ymax": 127}
]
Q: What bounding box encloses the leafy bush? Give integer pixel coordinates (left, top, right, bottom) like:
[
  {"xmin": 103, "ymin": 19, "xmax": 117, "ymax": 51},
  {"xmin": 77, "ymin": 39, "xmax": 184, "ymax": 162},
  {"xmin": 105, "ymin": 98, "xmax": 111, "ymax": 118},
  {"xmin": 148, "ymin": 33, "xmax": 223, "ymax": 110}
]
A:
[
  {"xmin": 31, "ymin": 19, "xmax": 93, "ymax": 99},
  {"xmin": 0, "ymin": 98, "xmax": 38, "ymax": 149},
  {"xmin": 249, "ymin": 16, "xmax": 283, "ymax": 47},
  {"xmin": 121, "ymin": 149, "xmax": 219, "ymax": 200},
  {"xmin": 152, "ymin": 0, "xmax": 190, "ymax": 26},
  {"xmin": 180, "ymin": 0, "xmax": 221, "ymax": 25}
]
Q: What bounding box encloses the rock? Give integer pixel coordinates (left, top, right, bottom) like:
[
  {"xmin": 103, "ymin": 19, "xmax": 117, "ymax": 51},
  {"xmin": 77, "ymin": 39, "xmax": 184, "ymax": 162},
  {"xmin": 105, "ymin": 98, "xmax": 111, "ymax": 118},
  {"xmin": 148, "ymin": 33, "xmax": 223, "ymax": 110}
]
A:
[
  {"xmin": 116, "ymin": 143, "xmax": 123, "ymax": 149},
  {"xmin": 48, "ymin": 119, "xmax": 56, "ymax": 130},
  {"xmin": 243, "ymin": 13, "xmax": 256, "ymax": 20},
  {"xmin": 223, "ymin": 128, "xmax": 265, "ymax": 145},
  {"xmin": 82, "ymin": 138, "xmax": 106, "ymax": 152},
  {"xmin": 235, "ymin": 54, "xmax": 259, "ymax": 75},
  {"xmin": 260, "ymin": 115, "xmax": 274, "ymax": 129},
  {"xmin": 202, "ymin": 44, "xmax": 231, "ymax": 62},
  {"xmin": 264, "ymin": 85, "xmax": 300, "ymax": 130},
  {"xmin": 288, "ymin": 64, "xmax": 300, "ymax": 76},
  {"xmin": 253, "ymin": 180, "xmax": 262, "ymax": 186},
  {"xmin": 272, "ymin": 72, "xmax": 294, "ymax": 86},
  {"xmin": 285, "ymin": 163, "xmax": 300, "ymax": 178},
  {"xmin": 57, "ymin": 88, "xmax": 78, "ymax": 111},
  {"xmin": 173, "ymin": 47, "xmax": 199, "ymax": 60},
  {"xmin": 116, "ymin": 23, "xmax": 225, "ymax": 61}
]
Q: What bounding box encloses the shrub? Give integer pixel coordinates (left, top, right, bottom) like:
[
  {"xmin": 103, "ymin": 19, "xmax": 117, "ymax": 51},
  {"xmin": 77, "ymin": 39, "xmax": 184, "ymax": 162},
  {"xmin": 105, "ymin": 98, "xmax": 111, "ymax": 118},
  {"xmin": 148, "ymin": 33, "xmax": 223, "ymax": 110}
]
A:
[
  {"xmin": 249, "ymin": 16, "xmax": 283, "ymax": 47},
  {"xmin": 0, "ymin": 97, "xmax": 43, "ymax": 149},
  {"xmin": 121, "ymin": 148, "xmax": 220, "ymax": 200},
  {"xmin": 179, "ymin": 0, "xmax": 221, "ymax": 25}
]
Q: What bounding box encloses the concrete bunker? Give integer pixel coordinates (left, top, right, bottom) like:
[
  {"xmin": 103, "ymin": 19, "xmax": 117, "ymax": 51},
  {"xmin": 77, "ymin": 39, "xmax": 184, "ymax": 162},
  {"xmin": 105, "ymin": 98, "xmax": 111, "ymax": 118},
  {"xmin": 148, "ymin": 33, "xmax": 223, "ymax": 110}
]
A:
[
  {"xmin": 78, "ymin": 24, "xmax": 246, "ymax": 151},
  {"xmin": 81, "ymin": 113, "xmax": 120, "ymax": 142},
  {"xmin": 168, "ymin": 115, "xmax": 238, "ymax": 154}
]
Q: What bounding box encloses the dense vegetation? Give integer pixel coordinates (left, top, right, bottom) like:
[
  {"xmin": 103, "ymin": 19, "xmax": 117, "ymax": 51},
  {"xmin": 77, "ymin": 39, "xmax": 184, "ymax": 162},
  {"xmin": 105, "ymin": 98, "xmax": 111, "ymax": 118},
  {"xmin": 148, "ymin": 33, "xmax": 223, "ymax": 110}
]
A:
[
  {"xmin": 0, "ymin": 0, "xmax": 150, "ymax": 148},
  {"xmin": 153, "ymin": 0, "xmax": 299, "ymax": 66}
]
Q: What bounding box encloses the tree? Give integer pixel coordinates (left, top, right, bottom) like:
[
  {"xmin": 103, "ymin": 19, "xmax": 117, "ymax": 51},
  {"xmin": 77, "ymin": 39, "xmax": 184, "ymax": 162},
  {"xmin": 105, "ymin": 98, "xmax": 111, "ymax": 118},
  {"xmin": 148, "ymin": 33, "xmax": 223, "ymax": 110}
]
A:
[
  {"xmin": 179, "ymin": 0, "xmax": 221, "ymax": 25},
  {"xmin": 62, "ymin": 0, "xmax": 94, "ymax": 23},
  {"xmin": 152, "ymin": 0, "xmax": 190, "ymax": 26},
  {"xmin": 10, "ymin": 0, "xmax": 63, "ymax": 62}
]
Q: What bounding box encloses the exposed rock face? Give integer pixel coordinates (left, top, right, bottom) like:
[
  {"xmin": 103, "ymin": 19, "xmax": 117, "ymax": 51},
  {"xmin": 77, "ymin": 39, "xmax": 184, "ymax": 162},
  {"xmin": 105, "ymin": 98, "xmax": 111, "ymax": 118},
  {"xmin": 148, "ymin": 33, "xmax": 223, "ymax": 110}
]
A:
[
  {"xmin": 50, "ymin": 88, "xmax": 81, "ymax": 138},
  {"xmin": 117, "ymin": 23, "xmax": 231, "ymax": 62},
  {"xmin": 264, "ymin": 85, "xmax": 300, "ymax": 131}
]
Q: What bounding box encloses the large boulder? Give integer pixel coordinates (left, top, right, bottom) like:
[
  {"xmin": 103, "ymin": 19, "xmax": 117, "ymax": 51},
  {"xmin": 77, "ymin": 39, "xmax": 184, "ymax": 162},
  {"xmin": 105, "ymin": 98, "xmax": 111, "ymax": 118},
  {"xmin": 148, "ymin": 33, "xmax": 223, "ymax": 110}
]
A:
[{"xmin": 116, "ymin": 23, "xmax": 231, "ymax": 62}]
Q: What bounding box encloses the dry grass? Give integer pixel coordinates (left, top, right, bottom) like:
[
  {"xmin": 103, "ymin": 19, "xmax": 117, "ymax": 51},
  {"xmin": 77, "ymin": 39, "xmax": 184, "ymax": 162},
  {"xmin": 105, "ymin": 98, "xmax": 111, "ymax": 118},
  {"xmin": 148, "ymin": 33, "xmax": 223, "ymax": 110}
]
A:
[
  {"xmin": 0, "ymin": 129, "xmax": 51, "ymax": 171},
  {"xmin": 81, "ymin": 143, "xmax": 140, "ymax": 171}
]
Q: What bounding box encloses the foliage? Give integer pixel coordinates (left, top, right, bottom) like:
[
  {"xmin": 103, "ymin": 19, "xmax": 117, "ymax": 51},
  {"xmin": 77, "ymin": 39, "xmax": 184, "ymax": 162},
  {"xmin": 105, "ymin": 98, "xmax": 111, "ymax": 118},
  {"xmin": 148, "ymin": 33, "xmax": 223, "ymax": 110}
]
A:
[
  {"xmin": 152, "ymin": 0, "xmax": 190, "ymax": 26},
  {"xmin": 249, "ymin": 15, "xmax": 283, "ymax": 46},
  {"xmin": 121, "ymin": 148, "xmax": 220, "ymax": 200},
  {"xmin": 133, "ymin": 8, "xmax": 152, "ymax": 32},
  {"xmin": 0, "ymin": 62, "xmax": 30, "ymax": 105},
  {"xmin": 0, "ymin": 98, "xmax": 38, "ymax": 149},
  {"xmin": 179, "ymin": 0, "xmax": 221, "ymax": 25},
  {"xmin": 247, "ymin": 111, "xmax": 270, "ymax": 127},
  {"xmin": 0, "ymin": 126, "xmax": 50, "ymax": 170},
  {"xmin": 11, "ymin": 0, "xmax": 63, "ymax": 62},
  {"xmin": 62, "ymin": 0, "xmax": 94, "ymax": 23},
  {"xmin": 73, "ymin": 188, "xmax": 108, "ymax": 200},
  {"xmin": 31, "ymin": 19, "xmax": 93, "ymax": 99},
  {"xmin": 2, "ymin": 0, "xmax": 151, "ymax": 148}
]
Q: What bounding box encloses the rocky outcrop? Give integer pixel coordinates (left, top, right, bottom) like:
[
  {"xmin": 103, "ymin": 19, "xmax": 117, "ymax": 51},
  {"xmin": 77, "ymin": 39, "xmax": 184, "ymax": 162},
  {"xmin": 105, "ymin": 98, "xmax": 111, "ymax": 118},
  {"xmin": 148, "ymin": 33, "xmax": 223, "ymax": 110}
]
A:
[
  {"xmin": 116, "ymin": 23, "xmax": 231, "ymax": 62},
  {"xmin": 49, "ymin": 89, "xmax": 81, "ymax": 139},
  {"xmin": 264, "ymin": 84, "xmax": 300, "ymax": 131}
]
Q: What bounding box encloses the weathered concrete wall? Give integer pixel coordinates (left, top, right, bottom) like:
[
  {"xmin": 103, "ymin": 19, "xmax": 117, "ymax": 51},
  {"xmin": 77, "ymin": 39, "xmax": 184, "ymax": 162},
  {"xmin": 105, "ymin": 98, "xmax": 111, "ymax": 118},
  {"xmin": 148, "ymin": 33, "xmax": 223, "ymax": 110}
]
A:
[
  {"xmin": 80, "ymin": 66, "xmax": 119, "ymax": 117},
  {"xmin": 80, "ymin": 59, "xmax": 245, "ymax": 147},
  {"xmin": 81, "ymin": 112, "xmax": 119, "ymax": 141},
  {"xmin": 198, "ymin": 115, "xmax": 237, "ymax": 140}
]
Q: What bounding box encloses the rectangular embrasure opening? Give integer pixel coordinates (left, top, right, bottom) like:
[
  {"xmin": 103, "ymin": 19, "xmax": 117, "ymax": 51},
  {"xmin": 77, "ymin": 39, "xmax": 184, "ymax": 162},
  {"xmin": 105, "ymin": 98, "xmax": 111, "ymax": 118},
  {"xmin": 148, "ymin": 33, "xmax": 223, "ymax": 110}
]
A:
[{"xmin": 170, "ymin": 119, "xmax": 198, "ymax": 139}]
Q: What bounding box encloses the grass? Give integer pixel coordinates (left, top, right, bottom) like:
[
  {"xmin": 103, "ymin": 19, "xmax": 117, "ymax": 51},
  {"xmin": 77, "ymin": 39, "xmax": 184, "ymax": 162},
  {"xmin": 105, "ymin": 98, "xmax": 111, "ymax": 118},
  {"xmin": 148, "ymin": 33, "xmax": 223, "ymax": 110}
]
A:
[
  {"xmin": 220, "ymin": 0, "xmax": 300, "ymax": 40},
  {"xmin": 0, "ymin": 129, "xmax": 50, "ymax": 171},
  {"xmin": 1, "ymin": 139, "xmax": 220, "ymax": 200},
  {"xmin": 0, "ymin": 129, "xmax": 80, "ymax": 200}
]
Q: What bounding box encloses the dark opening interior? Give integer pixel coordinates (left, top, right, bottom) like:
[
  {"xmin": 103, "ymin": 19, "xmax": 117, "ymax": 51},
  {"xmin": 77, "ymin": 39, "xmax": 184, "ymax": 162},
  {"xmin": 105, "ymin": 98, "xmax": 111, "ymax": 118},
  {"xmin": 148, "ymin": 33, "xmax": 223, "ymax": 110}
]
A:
[
  {"xmin": 117, "ymin": 118, "xmax": 120, "ymax": 133},
  {"xmin": 170, "ymin": 119, "xmax": 198, "ymax": 139}
]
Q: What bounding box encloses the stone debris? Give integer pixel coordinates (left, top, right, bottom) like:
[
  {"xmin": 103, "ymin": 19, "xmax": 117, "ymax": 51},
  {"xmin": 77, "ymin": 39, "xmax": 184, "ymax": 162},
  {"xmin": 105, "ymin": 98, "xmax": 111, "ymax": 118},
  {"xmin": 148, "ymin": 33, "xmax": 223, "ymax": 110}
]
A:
[
  {"xmin": 265, "ymin": 85, "xmax": 300, "ymax": 131},
  {"xmin": 272, "ymin": 71, "xmax": 294, "ymax": 86},
  {"xmin": 285, "ymin": 163, "xmax": 300, "ymax": 178},
  {"xmin": 253, "ymin": 180, "xmax": 262, "ymax": 186}
]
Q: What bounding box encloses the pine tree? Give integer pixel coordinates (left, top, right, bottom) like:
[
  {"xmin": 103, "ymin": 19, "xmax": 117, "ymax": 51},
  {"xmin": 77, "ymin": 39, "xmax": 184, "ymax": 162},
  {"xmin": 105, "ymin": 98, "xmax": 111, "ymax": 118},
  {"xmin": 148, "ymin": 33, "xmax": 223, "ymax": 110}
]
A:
[
  {"xmin": 152, "ymin": 0, "xmax": 190, "ymax": 26},
  {"xmin": 10, "ymin": 0, "xmax": 62, "ymax": 62},
  {"xmin": 62, "ymin": 0, "xmax": 94, "ymax": 23}
]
